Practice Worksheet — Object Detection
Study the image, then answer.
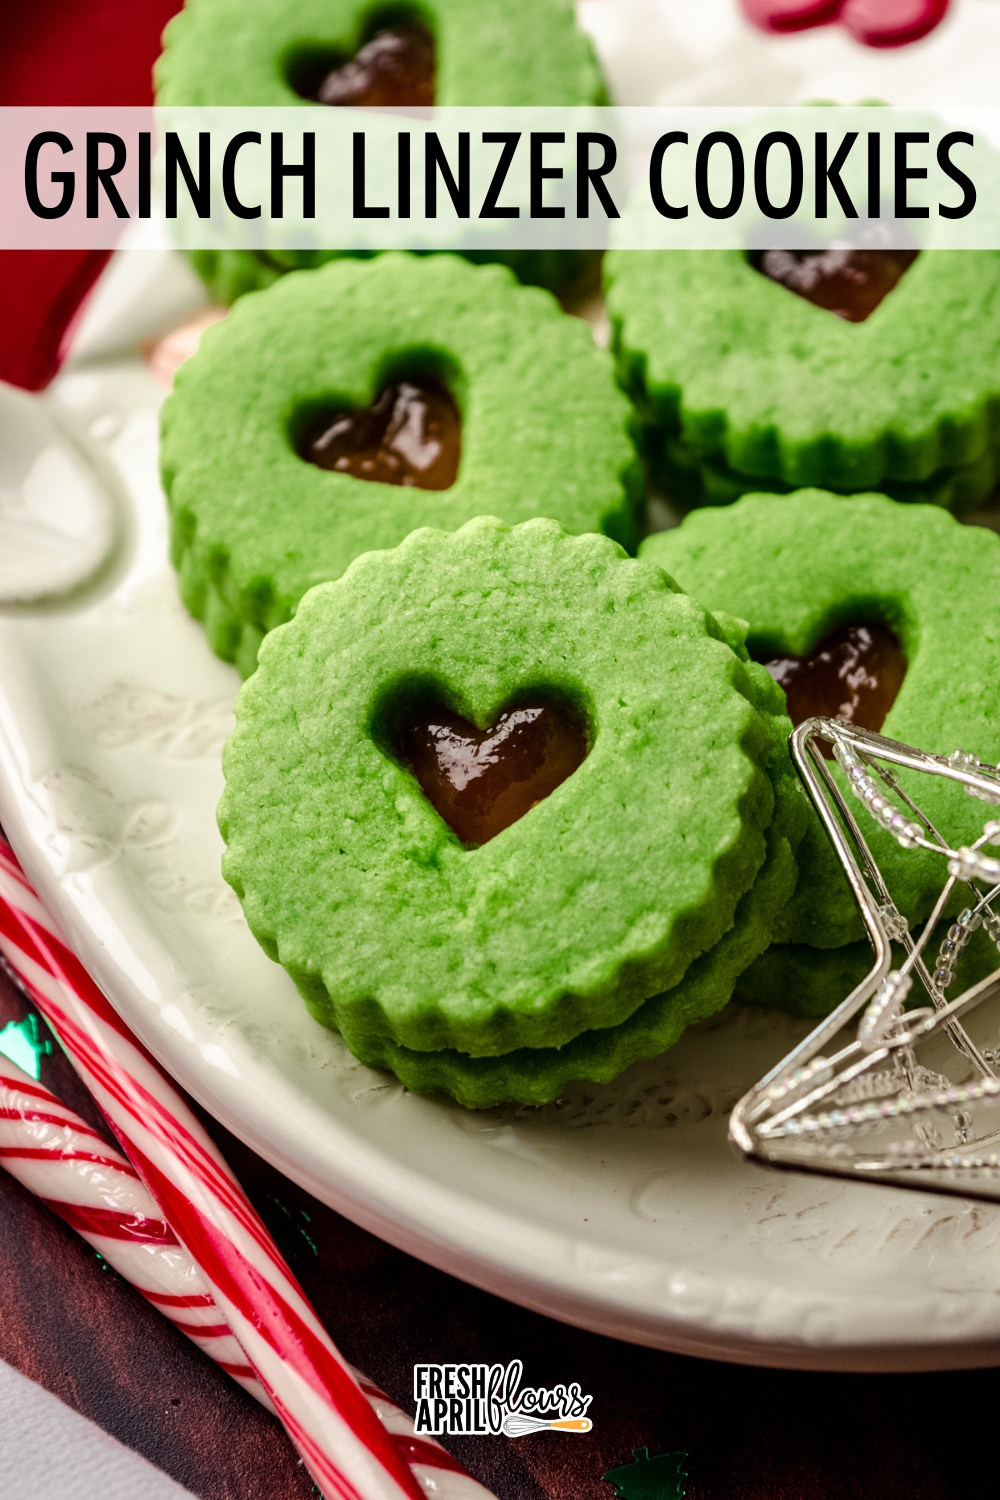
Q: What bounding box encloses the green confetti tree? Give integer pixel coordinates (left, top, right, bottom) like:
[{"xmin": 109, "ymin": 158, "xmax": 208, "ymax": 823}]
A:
[{"xmin": 603, "ymin": 1448, "xmax": 688, "ymax": 1500}]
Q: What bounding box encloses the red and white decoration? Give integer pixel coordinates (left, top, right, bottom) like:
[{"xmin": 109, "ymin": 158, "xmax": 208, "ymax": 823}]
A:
[
  {"xmin": 0, "ymin": 835, "xmax": 493, "ymax": 1500},
  {"xmin": 0, "ymin": 1048, "xmax": 269, "ymax": 1404}
]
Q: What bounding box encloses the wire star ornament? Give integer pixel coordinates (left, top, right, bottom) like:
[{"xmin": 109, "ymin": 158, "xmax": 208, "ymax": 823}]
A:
[{"xmin": 730, "ymin": 717, "xmax": 1000, "ymax": 1201}]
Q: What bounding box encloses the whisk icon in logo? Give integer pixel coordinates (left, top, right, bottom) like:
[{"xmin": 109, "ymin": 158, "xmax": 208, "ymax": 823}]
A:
[{"xmin": 412, "ymin": 1359, "xmax": 593, "ymax": 1438}]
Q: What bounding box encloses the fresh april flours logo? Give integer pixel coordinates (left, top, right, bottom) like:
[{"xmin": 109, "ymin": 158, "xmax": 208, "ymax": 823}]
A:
[{"xmin": 413, "ymin": 1360, "xmax": 593, "ymax": 1438}]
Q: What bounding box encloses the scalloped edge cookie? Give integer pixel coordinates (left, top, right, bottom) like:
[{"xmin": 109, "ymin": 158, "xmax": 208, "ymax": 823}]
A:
[
  {"xmin": 606, "ymin": 249, "xmax": 1000, "ymax": 507},
  {"xmin": 162, "ymin": 253, "xmax": 641, "ymax": 678},
  {"xmin": 156, "ymin": 0, "xmax": 606, "ymax": 297},
  {"xmin": 219, "ymin": 517, "xmax": 782, "ymax": 1058},
  {"xmin": 642, "ymin": 488, "xmax": 1000, "ymax": 946}
]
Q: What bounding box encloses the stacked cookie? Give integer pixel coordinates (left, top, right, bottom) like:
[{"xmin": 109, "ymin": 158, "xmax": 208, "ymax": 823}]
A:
[
  {"xmin": 606, "ymin": 248, "xmax": 1000, "ymax": 513},
  {"xmin": 161, "ymin": 253, "xmax": 641, "ymax": 676},
  {"xmin": 219, "ymin": 517, "xmax": 804, "ymax": 1107},
  {"xmin": 155, "ymin": 0, "xmax": 605, "ymax": 299},
  {"xmin": 606, "ymin": 230, "xmax": 1000, "ymax": 1016},
  {"xmin": 643, "ymin": 492, "xmax": 1000, "ymax": 1014}
]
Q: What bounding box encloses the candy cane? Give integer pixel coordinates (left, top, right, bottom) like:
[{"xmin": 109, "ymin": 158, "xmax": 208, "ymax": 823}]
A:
[
  {"xmin": 0, "ymin": 1049, "xmax": 270, "ymax": 1405},
  {"xmin": 0, "ymin": 837, "xmax": 493, "ymax": 1500},
  {"xmin": 0, "ymin": 1048, "xmax": 486, "ymax": 1499},
  {"xmin": 347, "ymin": 1369, "xmax": 489, "ymax": 1500}
]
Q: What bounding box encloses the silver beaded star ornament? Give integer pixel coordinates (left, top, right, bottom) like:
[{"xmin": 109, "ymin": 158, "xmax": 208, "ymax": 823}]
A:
[{"xmin": 730, "ymin": 718, "xmax": 1000, "ymax": 1202}]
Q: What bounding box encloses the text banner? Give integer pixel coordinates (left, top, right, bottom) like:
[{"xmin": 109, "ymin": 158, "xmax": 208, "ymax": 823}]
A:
[{"xmin": 3, "ymin": 106, "xmax": 999, "ymax": 251}]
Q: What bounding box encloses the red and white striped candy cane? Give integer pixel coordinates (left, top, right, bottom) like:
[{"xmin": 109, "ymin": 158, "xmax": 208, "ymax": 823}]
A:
[
  {"xmin": 0, "ymin": 836, "xmax": 490, "ymax": 1500},
  {"xmin": 346, "ymin": 1368, "xmax": 492, "ymax": 1500},
  {"xmin": 0, "ymin": 1050, "xmax": 492, "ymax": 1498},
  {"xmin": 0, "ymin": 1049, "xmax": 269, "ymax": 1405}
]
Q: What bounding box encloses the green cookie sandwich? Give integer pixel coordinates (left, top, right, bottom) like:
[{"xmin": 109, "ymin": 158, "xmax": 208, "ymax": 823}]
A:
[
  {"xmin": 643, "ymin": 488, "xmax": 1000, "ymax": 1014},
  {"xmin": 608, "ymin": 250, "xmax": 1000, "ymax": 512},
  {"xmin": 219, "ymin": 517, "xmax": 803, "ymax": 1104},
  {"xmin": 155, "ymin": 0, "xmax": 607, "ymax": 298},
  {"xmin": 161, "ymin": 253, "xmax": 641, "ymax": 677}
]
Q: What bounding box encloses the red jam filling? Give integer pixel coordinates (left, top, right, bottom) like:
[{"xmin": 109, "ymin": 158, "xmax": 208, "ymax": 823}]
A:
[
  {"xmin": 749, "ymin": 248, "xmax": 918, "ymax": 322},
  {"xmin": 303, "ymin": 378, "xmax": 460, "ymax": 490},
  {"xmin": 762, "ymin": 622, "xmax": 907, "ymax": 754},
  {"xmin": 315, "ymin": 24, "xmax": 435, "ymax": 108},
  {"xmin": 398, "ymin": 703, "xmax": 588, "ymax": 846}
]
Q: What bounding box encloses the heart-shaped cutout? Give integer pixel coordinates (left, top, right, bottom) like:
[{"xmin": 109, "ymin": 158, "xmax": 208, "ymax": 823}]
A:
[
  {"xmin": 301, "ymin": 376, "xmax": 460, "ymax": 490},
  {"xmin": 760, "ymin": 621, "xmax": 907, "ymax": 755},
  {"xmin": 293, "ymin": 23, "xmax": 436, "ymax": 106},
  {"xmin": 748, "ymin": 248, "xmax": 919, "ymax": 322},
  {"xmin": 398, "ymin": 701, "xmax": 588, "ymax": 846}
]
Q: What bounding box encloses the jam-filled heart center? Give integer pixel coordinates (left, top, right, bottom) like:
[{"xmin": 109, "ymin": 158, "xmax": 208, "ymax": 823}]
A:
[
  {"xmin": 301, "ymin": 377, "xmax": 460, "ymax": 490},
  {"xmin": 309, "ymin": 22, "xmax": 435, "ymax": 107},
  {"xmin": 760, "ymin": 621, "xmax": 907, "ymax": 755},
  {"xmin": 748, "ymin": 247, "xmax": 918, "ymax": 322},
  {"xmin": 398, "ymin": 701, "xmax": 589, "ymax": 846}
]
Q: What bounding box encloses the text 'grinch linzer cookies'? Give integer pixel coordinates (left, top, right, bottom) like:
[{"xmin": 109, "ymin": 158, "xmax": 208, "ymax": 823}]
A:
[
  {"xmin": 218, "ymin": 518, "xmax": 803, "ymax": 1107},
  {"xmin": 160, "ymin": 253, "xmax": 641, "ymax": 678},
  {"xmin": 606, "ymin": 249, "xmax": 1000, "ymax": 511},
  {"xmin": 641, "ymin": 489, "xmax": 1000, "ymax": 960},
  {"xmin": 154, "ymin": 0, "xmax": 606, "ymax": 299}
]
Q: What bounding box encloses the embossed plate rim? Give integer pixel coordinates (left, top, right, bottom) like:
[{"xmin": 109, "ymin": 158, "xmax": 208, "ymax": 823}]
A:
[{"xmin": 2, "ymin": 247, "xmax": 1000, "ymax": 1371}]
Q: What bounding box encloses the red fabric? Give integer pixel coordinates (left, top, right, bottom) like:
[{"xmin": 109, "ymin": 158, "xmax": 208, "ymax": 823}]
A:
[{"xmin": 0, "ymin": 0, "xmax": 183, "ymax": 390}]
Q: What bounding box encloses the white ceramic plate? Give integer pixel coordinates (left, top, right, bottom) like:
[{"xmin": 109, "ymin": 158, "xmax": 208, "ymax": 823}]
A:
[{"xmin": 5, "ymin": 0, "xmax": 1000, "ymax": 1372}]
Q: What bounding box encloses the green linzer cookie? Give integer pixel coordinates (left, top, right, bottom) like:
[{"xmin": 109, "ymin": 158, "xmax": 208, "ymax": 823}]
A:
[
  {"xmin": 155, "ymin": 0, "xmax": 606, "ymax": 298},
  {"xmin": 606, "ymin": 250, "xmax": 1000, "ymax": 511},
  {"xmin": 161, "ymin": 253, "xmax": 641, "ymax": 677},
  {"xmin": 642, "ymin": 489, "xmax": 1000, "ymax": 952},
  {"xmin": 219, "ymin": 518, "xmax": 786, "ymax": 1083}
]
